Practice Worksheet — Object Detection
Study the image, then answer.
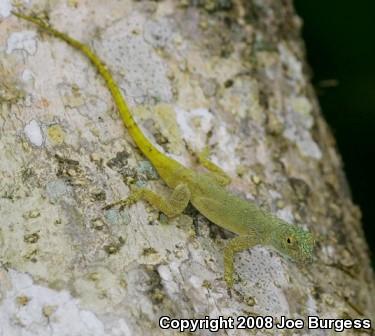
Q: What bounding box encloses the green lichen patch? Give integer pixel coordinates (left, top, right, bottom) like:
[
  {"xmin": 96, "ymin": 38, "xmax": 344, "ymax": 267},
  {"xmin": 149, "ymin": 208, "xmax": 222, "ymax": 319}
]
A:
[
  {"xmin": 23, "ymin": 232, "xmax": 40, "ymax": 244},
  {"xmin": 0, "ymin": 59, "xmax": 25, "ymax": 104},
  {"xmin": 47, "ymin": 124, "xmax": 65, "ymax": 145},
  {"xmin": 137, "ymin": 160, "xmax": 158, "ymax": 180},
  {"xmin": 142, "ymin": 247, "xmax": 158, "ymax": 257},
  {"xmin": 104, "ymin": 237, "xmax": 125, "ymax": 255}
]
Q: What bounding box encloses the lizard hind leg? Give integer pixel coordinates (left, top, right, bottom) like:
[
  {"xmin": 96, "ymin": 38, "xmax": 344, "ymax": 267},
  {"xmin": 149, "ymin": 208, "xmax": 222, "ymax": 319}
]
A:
[
  {"xmin": 223, "ymin": 233, "xmax": 258, "ymax": 288},
  {"xmin": 104, "ymin": 183, "xmax": 191, "ymax": 218},
  {"xmin": 198, "ymin": 147, "xmax": 231, "ymax": 186}
]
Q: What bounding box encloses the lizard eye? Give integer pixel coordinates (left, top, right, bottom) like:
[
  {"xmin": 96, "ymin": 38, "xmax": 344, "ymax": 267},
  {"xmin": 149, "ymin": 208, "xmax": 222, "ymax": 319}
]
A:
[{"xmin": 287, "ymin": 237, "xmax": 292, "ymax": 244}]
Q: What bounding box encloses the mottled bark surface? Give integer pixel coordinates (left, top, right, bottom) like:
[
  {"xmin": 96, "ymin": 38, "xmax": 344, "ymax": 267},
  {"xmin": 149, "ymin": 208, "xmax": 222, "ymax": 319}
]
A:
[{"xmin": 0, "ymin": 0, "xmax": 374, "ymax": 335}]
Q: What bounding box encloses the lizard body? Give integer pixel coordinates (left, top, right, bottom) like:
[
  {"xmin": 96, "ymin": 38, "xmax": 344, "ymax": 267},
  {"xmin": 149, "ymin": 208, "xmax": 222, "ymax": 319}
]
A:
[{"xmin": 13, "ymin": 12, "xmax": 314, "ymax": 288}]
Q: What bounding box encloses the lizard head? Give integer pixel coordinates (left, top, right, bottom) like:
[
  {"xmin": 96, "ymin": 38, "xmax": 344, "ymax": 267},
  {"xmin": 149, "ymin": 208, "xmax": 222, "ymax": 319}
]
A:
[{"xmin": 271, "ymin": 223, "xmax": 315, "ymax": 264}]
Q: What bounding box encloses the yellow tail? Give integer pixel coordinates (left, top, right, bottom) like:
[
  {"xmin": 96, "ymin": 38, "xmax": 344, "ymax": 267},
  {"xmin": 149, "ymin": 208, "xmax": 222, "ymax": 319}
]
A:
[{"xmin": 13, "ymin": 12, "xmax": 170, "ymax": 167}]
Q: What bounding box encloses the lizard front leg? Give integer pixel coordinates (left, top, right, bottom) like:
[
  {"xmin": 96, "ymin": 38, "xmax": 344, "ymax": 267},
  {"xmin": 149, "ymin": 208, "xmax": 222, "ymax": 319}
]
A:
[
  {"xmin": 197, "ymin": 147, "xmax": 231, "ymax": 186},
  {"xmin": 104, "ymin": 183, "xmax": 191, "ymax": 218},
  {"xmin": 224, "ymin": 233, "xmax": 258, "ymax": 288}
]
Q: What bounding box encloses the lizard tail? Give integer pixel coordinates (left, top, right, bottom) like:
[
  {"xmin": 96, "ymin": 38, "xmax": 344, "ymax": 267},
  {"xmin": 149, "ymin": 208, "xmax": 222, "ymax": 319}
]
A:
[{"xmin": 13, "ymin": 11, "xmax": 168, "ymax": 167}]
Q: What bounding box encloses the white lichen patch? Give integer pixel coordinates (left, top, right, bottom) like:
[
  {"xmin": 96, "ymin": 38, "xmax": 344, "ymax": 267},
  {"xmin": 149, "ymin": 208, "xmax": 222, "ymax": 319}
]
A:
[
  {"xmin": 211, "ymin": 124, "xmax": 241, "ymax": 173},
  {"xmin": 108, "ymin": 318, "xmax": 133, "ymax": 336},
  {"xmin": 175, "ymin": 106, "xmax": 241, "ymax": 172},
  {"xmin": 282, "ymin": 96, "xmax": 322, "ymax": 160},
  {"xmin": 0, "ymin": 0, "xmax": 11, "ymax": 17},
  {"xmin": 72, "ymin": 266, "xmax": 127, "ymax": 311},
  {"xmin": 98, "ymin": 14, "xmax": 173, "ymax": 105},
  {"xmin": 0, "ymin": 269, "xmax": 106, "ymax": 336},
  {"xmin": 6, "ymin": 31, "xmax": 38, "ymax": 56},
  {"xmin": 278, "ymin": 42, "xmax": 305, "ymax": 85},
  {"xmin": 297, "ymin": 137, "xmax": 322, "ymax": 160},
  {"xmin": 234, "ymin": 247, "xmax": 295, "ymax": 316},
  {"xmin": 275, "ymin": 43, "xmax": 323, "ymax": 160},
  {"xmin": 45, "ymin": 179, "xmax": 72, "ymax": 202},
  {"xmin": 276, "ymin": 206, "xmax": 294, "ymax": 224},
  {"xmin": 143, "ymin": 17, "xmax": 174, "ymax": 48},
  {"xmin": 158, "ymin": 247, "xmax": 233, "ymax": 317},
  {"xmin": 284, "ymin": 126, "xmax": 322, "ymax": 160},
  {"xmin": 175, "ymin": 107, "xmax": 213, "ymax": 150},
  {"xmin": 24, "ymin": 119, "xmax": 44, "ymax": 146},
  {"xmin": 219, "ymin": 78, "xmax": 264, "ymax": 123},
  {"xmin": 289, "ymin": 96, "xmax": 314, "ymax": 128},
  {"xmin": 21, "ymin": 68, "xmax": 35, "ymax": 83}
]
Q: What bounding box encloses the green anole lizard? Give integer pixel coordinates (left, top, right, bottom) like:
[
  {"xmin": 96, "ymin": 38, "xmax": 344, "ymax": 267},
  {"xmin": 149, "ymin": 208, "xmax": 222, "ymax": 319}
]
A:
[{"xmin": 13, "ymin": 11, "xmax": 314, "ymax": 288}]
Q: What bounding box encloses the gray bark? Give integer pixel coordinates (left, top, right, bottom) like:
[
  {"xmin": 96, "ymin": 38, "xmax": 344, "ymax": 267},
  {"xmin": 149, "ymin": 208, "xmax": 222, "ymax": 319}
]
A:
[{"xmin": 0, "ymin": 0, "xmax": 374, "ymax": 335}]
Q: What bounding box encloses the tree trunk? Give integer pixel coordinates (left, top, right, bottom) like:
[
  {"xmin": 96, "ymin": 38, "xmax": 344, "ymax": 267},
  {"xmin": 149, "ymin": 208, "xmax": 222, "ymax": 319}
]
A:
[{"xmin": 0, "ymin": 0, "xmax": 374, "ymax": 335}]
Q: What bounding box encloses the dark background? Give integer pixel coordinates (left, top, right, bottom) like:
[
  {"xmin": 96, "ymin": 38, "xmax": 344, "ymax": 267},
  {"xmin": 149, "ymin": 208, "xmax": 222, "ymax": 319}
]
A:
[{"xmin": 294, "ymin": 1, "xmax": 375, "ymax": 267}]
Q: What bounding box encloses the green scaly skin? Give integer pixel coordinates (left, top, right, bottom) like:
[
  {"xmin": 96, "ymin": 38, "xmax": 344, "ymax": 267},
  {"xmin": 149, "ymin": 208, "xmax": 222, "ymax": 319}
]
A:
[{"xmin": 13, "ymin": 11, "xmax": 315, "ymax": 288}]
